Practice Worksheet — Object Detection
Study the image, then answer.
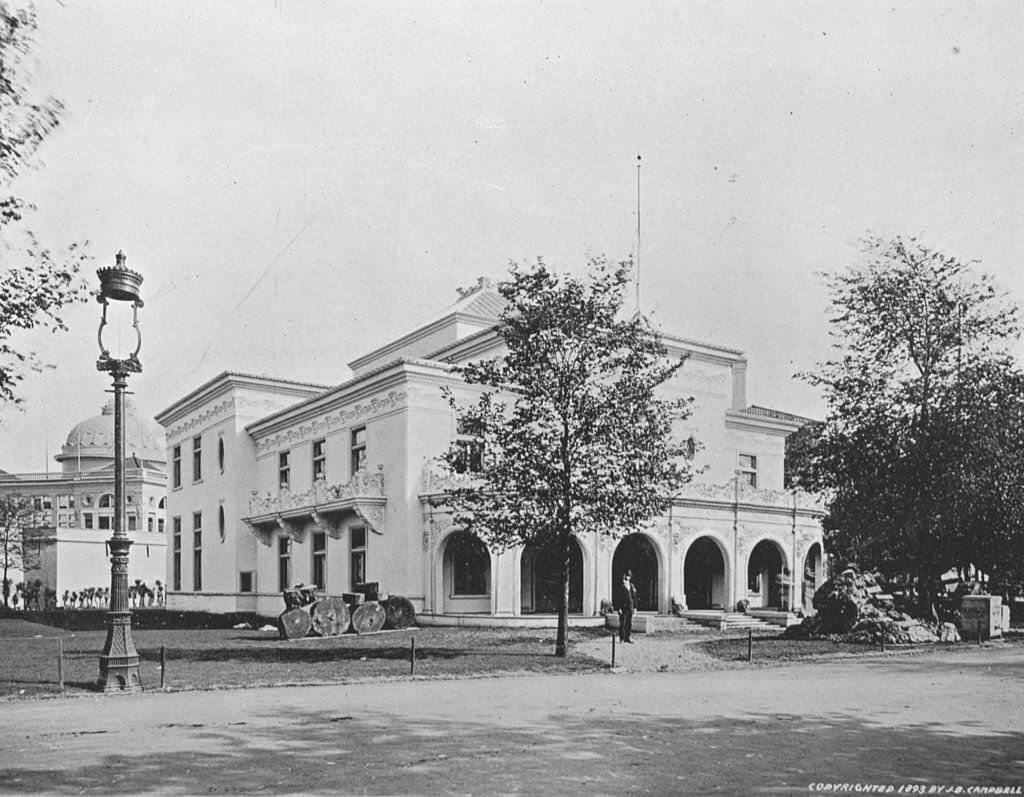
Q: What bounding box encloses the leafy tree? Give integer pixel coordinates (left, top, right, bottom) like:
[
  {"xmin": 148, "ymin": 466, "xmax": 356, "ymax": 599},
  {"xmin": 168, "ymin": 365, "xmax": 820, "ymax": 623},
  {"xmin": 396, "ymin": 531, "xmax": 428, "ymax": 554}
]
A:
[
  {"xmin": 1, "ymin": 1, "xmax": 89, "ymax": 406},
  {"xmin": 0, "ymin": 493, "xmax": 39, "ymax": 608},
  {"xmin": 803, "ymin": 235, "xmax": 1021, "ymax": 612},
  {"xmin": 442, "ymin": 257, "xmax": 694, "ymax": 657},
  {"xmin": 784, "ymin": 420, "xmax": 824, "ymax": 490}
]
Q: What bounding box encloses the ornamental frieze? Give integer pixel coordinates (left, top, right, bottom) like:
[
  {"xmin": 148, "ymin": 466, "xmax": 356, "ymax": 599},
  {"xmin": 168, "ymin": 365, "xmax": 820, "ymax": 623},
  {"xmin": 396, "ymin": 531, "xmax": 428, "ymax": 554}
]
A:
[
  {"xmin": 254, "ymin": 390, "xmax": 408, "ymax": 455},
  {"xmin": 166, "ymin": 398, "xmax": 235, "ymax": 441},
  {"xmin": 419, "ymin": 459, "xmax": 481, "ymax": 497},
  {"xmin": 677, "ymin": 481, "xmax": 825, "ymax": 513}
]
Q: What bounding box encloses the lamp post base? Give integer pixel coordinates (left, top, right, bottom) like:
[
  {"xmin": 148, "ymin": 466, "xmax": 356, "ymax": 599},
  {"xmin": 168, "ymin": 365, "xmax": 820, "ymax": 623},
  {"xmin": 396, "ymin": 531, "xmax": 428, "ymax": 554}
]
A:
[{"xmin": 98, "ymin": 611, "xmax": 142, "ymax": 693}]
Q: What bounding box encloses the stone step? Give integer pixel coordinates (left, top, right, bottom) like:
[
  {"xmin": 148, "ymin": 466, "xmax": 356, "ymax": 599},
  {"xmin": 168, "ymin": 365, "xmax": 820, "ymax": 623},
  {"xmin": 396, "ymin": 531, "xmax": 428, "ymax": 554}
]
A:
[{"xmin": 682, "ymin": 611, "xmax": 785, "ymax": 632}]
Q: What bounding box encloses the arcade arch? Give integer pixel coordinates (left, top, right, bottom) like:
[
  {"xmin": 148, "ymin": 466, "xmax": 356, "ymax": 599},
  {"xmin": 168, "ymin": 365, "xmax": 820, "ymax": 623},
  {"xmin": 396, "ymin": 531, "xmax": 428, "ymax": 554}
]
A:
[
  {"xmin": 520, "ymin": 538, "xmax": 584, "ymax": 614},
  {"xmin": 684, "ymin": 536, "xmax": 727, "ymax": 610},
  {"xmin": 612, "ymin": 533, "xmax": 659, "ymax": 612},
  {"xmin": 747, "ymin": 539, "xmax": 787, "ymax": 609},
  {"xmin": 803, "ymin": 542, "xmax": 823, "ymax": 613}
]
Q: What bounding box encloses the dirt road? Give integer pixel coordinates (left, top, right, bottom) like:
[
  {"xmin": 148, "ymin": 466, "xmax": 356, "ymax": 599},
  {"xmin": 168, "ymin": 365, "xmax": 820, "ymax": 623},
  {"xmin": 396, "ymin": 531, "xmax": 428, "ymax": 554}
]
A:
[{"xmin": 1, "ymin": 644, "xmax": 1022, "ymax": 795}]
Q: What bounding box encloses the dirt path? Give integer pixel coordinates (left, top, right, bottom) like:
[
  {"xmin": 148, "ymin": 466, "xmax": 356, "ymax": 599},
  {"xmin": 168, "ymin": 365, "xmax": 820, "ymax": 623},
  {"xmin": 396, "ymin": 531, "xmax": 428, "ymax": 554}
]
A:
[{"xmin": 1, "ymin": 644, "xmax": 1022, "ymax": 795}]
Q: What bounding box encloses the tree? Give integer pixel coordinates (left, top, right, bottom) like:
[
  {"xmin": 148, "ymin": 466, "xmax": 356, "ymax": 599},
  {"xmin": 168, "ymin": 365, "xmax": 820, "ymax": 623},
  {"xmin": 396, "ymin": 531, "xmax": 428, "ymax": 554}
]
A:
[
  {"xmin": 0, "ymin": 493, "xmax": 39, "ymax": 608},
  {"xmin": 802, "ymin": 235, "xmax": 1022, "ymax": 612},
  {"xmin": 442, "ymin": 257, "xmax": 694, "ymax": 657},
  {"xmin": 1, "ymin": 1, "xmax": 89, "ymax": 406}
]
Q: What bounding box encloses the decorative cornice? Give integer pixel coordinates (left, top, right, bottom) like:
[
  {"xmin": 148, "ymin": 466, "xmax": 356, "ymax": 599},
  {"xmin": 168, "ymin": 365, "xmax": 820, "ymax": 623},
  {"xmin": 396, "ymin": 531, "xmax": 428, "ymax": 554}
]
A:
[
  {"xmin": 166, "ymin": 397, "xmax": 236, "ymax": 442},
  {"xmin": 253, "ymin": 390, "xmax": 408, "ymax": 455}
]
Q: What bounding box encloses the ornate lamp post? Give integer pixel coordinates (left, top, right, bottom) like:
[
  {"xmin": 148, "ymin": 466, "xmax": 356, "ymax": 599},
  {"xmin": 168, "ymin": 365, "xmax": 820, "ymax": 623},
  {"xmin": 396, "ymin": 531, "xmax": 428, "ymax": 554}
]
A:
[{"xmin": 96, "ymin": 251, "xmax": 144, "ymax": 693}]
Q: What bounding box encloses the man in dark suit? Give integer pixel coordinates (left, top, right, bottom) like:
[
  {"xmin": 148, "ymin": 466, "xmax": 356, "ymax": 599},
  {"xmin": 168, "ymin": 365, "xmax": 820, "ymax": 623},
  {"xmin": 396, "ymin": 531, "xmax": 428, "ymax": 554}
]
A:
[{"xmin": 616, "ymin": 570, "xmax": 638, "ymax": 643}]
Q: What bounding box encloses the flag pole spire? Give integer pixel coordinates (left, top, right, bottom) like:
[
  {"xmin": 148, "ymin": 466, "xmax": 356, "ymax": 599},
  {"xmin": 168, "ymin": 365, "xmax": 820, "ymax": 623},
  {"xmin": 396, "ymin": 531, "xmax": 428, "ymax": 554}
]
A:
[{"xmin": 635, "ymin": 153, "xmax": 642, "ymax": 316}]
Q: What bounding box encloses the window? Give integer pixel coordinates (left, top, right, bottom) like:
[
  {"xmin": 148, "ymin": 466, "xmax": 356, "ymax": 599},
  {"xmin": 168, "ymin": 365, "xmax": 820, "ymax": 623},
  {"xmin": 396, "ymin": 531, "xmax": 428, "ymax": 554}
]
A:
[
  {"xmin": 239, "ymin": 571, "xmax": 255, "ymax": 593},
  {"xmin": 172, "ymin": 445, "xmax": 181, "ymax": 488},
  {"xmin": 172, "ymin": 517, "xmax": 182, "ymax": 591},
  {"xmin": 57, "ymin": 513, "xmax": 70, "ymax": 528},
  {"xmin": 192, "ymin": 435, "xmax": 202, "ymax": 482},
  {"xmin": 447, "ymin": 532, "xmax": 490, "ymax": 596},
  {"xmin": 192, "ymin": 511, "xmax": 203, "ymax": 591},
  {"xmin": 33, "ymin": 495, "xmax": 53, "ymax": 511},
  {"xmin": 99, "ymin": 494, "xmax": 113, "ymax": 509},
  {"xmin": 312, "ymin": 531, "xmax": 327, "ymax": 590},
  {"xmin": 278, "ymin": 536, "xmax": 292, "ymax": 591},
  {"xmin": 218, "ymin": 436, "xmax": 225, "ymax": 473},
  {"xmin": 84, "ymin": 513, "xmax": 94, "ymax": 530},
  {"xmin": 350, "ymin": 526, "xmax": 366, "ymax": 588},
  {"xmin": 350, "ymin": 427, "xmax": 366, "ymax": 474},
  {"xmin": 128, "ymin": 514, "xmax": 137, "ymax": 531},
  {"xmin": 452, "ymin": 435, "xmax": 485, "ymax": 473},
  {"xmin": 58, "ymin": 495, "xmax": 75, "ymax": 509},
  {"xmin": 98, "ymin": 516, "xmax": 111, "ymax": 531},
  {"xmin": 278, "ymin": 451, "xmax": 290, "ymax": 490},
  {"xmin": 147, "ymin": 515, "xmax": 154, "ymax": 533},
  {"xmin": 157, "ymin": 518, "xmax": 165, "ymax": 534},
  {"xmin": 312, "ymin": 439, "xmax": 326, "ymax": 481},
  {"xmin": 738, "ymin": 454, "xmax": 758, "ymax": 488}
]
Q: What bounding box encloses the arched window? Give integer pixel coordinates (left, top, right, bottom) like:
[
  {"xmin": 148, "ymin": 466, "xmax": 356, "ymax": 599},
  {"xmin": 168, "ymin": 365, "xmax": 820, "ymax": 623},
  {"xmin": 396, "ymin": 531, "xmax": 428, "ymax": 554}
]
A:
[
  {"xmin": 218, "ymin": 437, "xmax": 225, "ymax": 473},
  {"xmin": 98, "ymin": 494, "xmax": 113, "ymax": 509},
  {"xmin": 218, "ymin": 505, "xmax": 226, "ymax": 542},
  {"xmin": 445, "ymin": 532, "xmax": 490, "ymax": 596}
]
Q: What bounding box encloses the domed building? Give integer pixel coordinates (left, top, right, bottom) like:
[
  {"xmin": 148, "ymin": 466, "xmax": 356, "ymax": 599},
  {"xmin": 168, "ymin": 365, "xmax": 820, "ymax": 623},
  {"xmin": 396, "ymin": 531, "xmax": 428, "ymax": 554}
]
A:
[
  {"xmin": 56, "ymin": 399, "xmax": 166, "ymax": 474},
  {"xmin": 0, "ymin": 403, "xmax": 168, "ymax": 610}
]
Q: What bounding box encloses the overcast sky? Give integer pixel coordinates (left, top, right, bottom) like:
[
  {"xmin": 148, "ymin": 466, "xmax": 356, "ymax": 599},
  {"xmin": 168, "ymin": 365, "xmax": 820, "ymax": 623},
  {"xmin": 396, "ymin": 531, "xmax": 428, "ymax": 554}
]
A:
[{"xmin": 2, "ymin": 0, "xmax": 1023, "ymax": 473}]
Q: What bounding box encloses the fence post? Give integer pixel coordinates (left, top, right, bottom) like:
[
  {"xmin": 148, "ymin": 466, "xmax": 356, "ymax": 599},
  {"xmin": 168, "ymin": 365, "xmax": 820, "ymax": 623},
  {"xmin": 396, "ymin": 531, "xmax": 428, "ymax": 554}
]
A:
[
  {"xmin": 611, "ymin": 633, "xmax": 616, "ymax": 668},
  {"xmin": 747, "ymin": 628, "xmax": 753, "ymax": 662},
  {"xmin": 57, "ymin": 637, "xmax": 64, "ymax": 692},
  {"xmin": 160, "ymin": 645, "xmax": 167, "ymax": 689},
  {"xmin": 410, "ymin": 637, "xmax": 416, "ymax": 676}
]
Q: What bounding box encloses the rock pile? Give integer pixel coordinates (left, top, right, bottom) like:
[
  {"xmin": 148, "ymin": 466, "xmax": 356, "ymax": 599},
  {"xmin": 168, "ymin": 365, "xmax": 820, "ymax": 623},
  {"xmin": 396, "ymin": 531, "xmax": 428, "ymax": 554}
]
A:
[{"xmin": 785, "ymin": 567, "xmax": 941, "ymax": 644}]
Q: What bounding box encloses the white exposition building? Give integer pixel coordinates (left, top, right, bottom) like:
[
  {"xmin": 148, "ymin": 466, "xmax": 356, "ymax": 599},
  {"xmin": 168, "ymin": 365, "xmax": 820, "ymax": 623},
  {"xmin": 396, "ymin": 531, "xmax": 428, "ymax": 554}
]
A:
[
  {"xmin": 155, "ymin": 279, "xmax": 825, "ymax": 627},
  {"xmin": 0, "ymin": 400, "xmax": 167, "ymax": 601}
]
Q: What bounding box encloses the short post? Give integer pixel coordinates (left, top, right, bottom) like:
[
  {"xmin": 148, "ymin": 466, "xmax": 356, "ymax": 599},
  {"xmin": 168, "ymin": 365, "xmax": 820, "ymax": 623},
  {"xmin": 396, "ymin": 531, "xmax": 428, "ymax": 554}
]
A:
[
  {"xmin": 611, "ymin": 633, "xmax": 616, "ymax": 668},
  {"xmin": 880, "ymin": 633, "xmax": 886, "ymax": 653},
  {"xmin": 160, "ymin": 645, "xmax": 166, "ymax": 689},
  {"xmin": 57, "ymin": 638, "xmax": 64, "ymax": 692},
  {"xmin": 410, "ymin": 637, "xmax": 416, "ymax": 675},
  {"xmin": 747, "ymin": 628, "xmax": 753, "ymax": 662}
]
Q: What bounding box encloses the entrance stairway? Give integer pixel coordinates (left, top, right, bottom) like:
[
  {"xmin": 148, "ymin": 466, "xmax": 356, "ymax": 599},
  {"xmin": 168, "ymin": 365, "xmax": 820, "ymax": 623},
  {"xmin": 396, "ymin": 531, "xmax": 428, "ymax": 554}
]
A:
[{"xmin": 682, "ymin": 610, "xmax": 791, "ymax": 633}]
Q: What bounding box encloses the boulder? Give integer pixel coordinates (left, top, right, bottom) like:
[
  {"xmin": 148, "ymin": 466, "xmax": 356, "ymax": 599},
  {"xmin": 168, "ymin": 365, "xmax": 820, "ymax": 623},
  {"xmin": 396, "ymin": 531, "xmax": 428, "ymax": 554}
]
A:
[{"xmin": 785, "ymin": 567, "xmax": 942, "ymax": 645}]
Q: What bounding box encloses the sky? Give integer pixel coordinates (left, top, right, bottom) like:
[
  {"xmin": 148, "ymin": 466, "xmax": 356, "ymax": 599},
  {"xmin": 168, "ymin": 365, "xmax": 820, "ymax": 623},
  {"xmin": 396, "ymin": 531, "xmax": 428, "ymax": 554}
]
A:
[{"xmin": 2, "ymin": 0, "xmax": 1023, "ymax": 473}]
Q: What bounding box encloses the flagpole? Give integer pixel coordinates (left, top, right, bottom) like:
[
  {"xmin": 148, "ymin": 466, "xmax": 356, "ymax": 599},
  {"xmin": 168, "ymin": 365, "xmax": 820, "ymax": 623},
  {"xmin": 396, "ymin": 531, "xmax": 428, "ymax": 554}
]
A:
[{"xmin": 635, "ymin": 153, "xmax": 642, "ymax": 315}]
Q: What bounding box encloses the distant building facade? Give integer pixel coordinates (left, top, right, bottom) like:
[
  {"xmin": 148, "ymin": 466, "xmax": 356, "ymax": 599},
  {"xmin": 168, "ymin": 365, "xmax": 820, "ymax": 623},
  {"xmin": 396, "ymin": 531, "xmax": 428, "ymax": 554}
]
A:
[
  {"xmin": 0, "ymin": 400, "xmax": 167, "ymax": 603},
  {"xmin": 156, "ymin": 280, "xmax": 826, "ymax": 625}
]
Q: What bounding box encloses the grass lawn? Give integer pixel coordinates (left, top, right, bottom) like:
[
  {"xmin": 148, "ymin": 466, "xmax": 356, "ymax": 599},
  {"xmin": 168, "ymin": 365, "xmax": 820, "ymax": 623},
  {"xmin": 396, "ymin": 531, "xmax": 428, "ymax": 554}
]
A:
[
  {"xmin": 3, "ymin": 616, "xmax": 1018, "ymax": 700},
  {"xmin": 0, "ymin": 618, "xmax": 610, "ymax": 699}
]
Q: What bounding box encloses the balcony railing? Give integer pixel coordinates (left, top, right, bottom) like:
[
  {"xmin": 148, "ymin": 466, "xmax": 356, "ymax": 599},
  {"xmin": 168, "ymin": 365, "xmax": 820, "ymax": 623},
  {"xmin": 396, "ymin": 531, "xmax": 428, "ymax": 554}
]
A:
[{"xmin": 248, "ymin": 469, "xmax": 385, "ymax": 517}]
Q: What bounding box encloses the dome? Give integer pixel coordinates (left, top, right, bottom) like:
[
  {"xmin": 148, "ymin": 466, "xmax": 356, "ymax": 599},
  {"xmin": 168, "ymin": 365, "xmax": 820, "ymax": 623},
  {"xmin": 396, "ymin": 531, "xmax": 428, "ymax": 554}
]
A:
[{"xmin": 56, "ymin": 399, "xmax": 166, "ymax": 472}]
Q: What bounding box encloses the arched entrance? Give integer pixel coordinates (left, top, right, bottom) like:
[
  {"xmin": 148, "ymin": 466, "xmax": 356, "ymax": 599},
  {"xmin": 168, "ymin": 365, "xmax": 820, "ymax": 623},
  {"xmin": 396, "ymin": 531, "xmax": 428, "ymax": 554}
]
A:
[
  {"xmin": 612, "ymin": 534, "xmax": 659, "ymax": 612},
  {"xmin": 803, "ymin": 542, "xmax": 823, "ymax": 613},
  {"xmin": 747, "ymin": 540, "xmax": 787, "ymax": 609},
  {"xmin": 520, "ymin": 539, "xmax": 583, "ymax": 614},
  {"xmin": 684, "ymin": 536, "xmax": 726, "ymax": 610},
  {"xmin": 442, "ymin": 531, "xmax": 491, "ymax": 614}
]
